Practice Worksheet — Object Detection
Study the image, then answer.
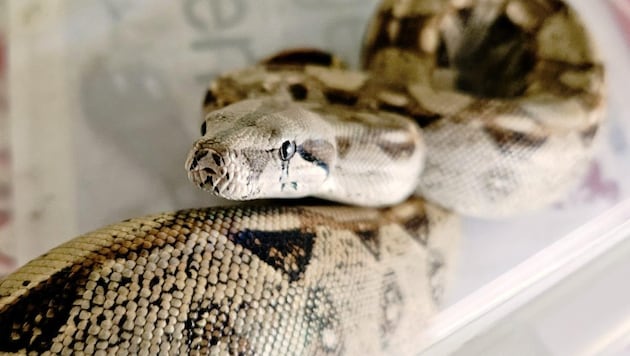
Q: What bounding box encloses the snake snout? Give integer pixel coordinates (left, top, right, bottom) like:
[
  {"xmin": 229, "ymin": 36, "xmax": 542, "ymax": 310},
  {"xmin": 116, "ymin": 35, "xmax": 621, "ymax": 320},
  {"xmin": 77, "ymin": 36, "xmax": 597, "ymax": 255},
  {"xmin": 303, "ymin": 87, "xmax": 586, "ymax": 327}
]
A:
[{"xmin": 185, "ymin": 146, "xmax": 229, "ymax": 191}]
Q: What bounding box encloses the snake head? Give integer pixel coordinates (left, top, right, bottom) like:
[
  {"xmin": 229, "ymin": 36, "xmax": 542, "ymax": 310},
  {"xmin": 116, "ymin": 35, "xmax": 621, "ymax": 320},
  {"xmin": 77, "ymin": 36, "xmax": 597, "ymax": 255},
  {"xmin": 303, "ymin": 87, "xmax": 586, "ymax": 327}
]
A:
[{"xmin": 186, "ymin": 98, "xmax": 337, "ymax": 201}]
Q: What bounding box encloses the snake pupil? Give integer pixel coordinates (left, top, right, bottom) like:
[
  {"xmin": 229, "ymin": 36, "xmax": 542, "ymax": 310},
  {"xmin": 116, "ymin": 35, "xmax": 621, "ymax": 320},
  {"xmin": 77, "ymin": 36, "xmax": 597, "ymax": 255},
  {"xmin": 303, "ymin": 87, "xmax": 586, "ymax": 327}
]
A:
[
  {"xmin": 280, "ymin": 141, "xmax": 296, "ymax": 161},
  {"xmin": 289, "ymin": 83, "xmax": 308, "ymax": 101},
  {"xmin": 201, "ymin": 121, "xmax": 207, "ymax": 136}
]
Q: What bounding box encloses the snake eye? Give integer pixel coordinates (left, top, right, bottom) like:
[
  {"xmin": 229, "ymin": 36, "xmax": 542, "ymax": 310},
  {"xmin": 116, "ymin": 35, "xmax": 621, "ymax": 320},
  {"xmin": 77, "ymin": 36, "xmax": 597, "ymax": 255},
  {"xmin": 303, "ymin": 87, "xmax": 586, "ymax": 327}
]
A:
[
  {"xmin": 280, "ymin": 140, "xmax": 296, "ymax": 161},
  {"xmin": 200, "ymin": 121, "xmax": 207, "ymax": 136}
]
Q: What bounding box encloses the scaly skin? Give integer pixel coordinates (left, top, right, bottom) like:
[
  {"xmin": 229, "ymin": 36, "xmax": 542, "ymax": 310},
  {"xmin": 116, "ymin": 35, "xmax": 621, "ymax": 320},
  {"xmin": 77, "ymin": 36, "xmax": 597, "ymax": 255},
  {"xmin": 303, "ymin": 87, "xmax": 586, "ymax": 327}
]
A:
[{"xmin": 0, "ymin": 198, "xmax": 458, "ymax": 355}]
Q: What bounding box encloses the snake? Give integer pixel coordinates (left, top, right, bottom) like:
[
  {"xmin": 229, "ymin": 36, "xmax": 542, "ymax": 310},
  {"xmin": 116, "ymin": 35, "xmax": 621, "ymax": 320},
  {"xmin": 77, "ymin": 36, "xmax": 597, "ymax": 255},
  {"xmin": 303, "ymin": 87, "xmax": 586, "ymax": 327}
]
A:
[{"xmin": 0, "ymin": 0, "xmax": 605, "ymax": 355}]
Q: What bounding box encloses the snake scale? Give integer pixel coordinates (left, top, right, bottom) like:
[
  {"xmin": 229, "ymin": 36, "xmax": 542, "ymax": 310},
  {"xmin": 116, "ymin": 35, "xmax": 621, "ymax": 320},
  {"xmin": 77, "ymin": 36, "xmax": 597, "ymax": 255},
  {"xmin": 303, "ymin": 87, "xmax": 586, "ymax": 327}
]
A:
[{"xmin": 0, "ymin": 0, "xmax": 605, "ymax": 355}]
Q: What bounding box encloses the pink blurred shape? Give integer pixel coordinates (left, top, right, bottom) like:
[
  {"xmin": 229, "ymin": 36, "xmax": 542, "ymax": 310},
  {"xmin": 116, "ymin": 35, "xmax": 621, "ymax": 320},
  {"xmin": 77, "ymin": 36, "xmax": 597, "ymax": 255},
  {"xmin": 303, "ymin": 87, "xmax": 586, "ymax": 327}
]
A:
[
  {"xmin": 0, "ymin": 249, "xmax": 16, "ymax": 276},
  {"xmin": 609, "ymin": 0, "xmax": 630, "ymax": 46},
  {"xmin": 580, "ymin": 162, "xmax": 620, "ymax": 203}
]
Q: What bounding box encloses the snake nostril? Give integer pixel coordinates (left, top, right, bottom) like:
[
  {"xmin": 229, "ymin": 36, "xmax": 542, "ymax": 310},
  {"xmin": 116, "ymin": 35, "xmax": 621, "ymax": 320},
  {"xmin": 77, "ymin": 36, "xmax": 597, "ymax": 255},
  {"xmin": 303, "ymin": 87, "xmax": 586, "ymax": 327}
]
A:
[
  {"xmin": 188, "ymin": 157, "xmax": 198, "ymax": 171},
  {"xmin": 194, "ymin": 149, "xmax": 209, "ymax": 163},
  {"xmin": 211, "ymin": 153, "xmax": 222, "ymax": 166}
]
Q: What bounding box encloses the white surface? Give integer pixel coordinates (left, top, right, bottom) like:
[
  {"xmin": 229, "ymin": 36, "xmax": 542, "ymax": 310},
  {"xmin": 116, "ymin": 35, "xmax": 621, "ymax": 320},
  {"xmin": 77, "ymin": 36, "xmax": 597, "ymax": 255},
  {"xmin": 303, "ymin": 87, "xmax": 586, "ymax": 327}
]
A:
[{"xmin": 420, "ymin": 200, "xmax": 630, "ymax": 355}]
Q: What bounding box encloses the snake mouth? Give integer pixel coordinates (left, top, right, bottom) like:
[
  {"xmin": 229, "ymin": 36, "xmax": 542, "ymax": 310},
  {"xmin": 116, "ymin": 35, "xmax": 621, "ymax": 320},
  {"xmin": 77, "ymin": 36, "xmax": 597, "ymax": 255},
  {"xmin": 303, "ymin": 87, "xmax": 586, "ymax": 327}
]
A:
[{"xmin": 187, "ymin": 167, "xmax": 227, "ymax": 194}]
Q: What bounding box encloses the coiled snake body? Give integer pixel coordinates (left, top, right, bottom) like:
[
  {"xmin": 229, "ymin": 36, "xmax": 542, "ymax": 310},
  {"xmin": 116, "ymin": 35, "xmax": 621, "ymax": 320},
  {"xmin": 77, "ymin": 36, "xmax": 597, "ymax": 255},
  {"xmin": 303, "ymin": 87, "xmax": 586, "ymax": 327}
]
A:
[{"xmin": 0, "ymin": 0, "xmax": 605, "ymax": 354}]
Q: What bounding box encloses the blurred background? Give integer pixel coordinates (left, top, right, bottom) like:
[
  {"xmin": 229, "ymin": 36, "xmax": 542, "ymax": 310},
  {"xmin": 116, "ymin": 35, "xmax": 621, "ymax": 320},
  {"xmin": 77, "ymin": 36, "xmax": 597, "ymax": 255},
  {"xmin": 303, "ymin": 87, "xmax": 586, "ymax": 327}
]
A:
[{"xmin": 0, "ymin": 0, "xmax": 629, "ymax": 354}]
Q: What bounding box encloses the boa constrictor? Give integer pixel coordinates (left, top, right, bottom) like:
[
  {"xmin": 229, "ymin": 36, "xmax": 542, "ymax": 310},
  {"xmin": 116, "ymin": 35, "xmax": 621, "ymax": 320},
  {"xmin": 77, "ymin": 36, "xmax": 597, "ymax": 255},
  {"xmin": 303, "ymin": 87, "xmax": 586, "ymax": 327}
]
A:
[
  {"xmin": 0, "ymin": 0, "xmax": 605, "ymax": 355},
  {"xmin": 187, "ymin": 0, "xmax": 604, "ymax": 217}
]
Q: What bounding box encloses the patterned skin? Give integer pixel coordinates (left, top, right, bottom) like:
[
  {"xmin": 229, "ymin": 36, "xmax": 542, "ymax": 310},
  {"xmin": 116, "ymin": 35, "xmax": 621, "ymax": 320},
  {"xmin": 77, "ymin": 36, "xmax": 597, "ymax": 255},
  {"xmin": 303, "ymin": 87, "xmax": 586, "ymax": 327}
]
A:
[
  {"xmin": 362, "ymin": 0, "xmax": 605, "ymax": 216},
  {"xmin": 0, "ymin": 198, "xmax": 458, "ymax": 355}
]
